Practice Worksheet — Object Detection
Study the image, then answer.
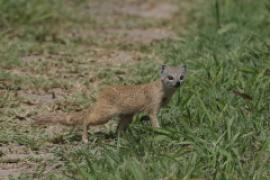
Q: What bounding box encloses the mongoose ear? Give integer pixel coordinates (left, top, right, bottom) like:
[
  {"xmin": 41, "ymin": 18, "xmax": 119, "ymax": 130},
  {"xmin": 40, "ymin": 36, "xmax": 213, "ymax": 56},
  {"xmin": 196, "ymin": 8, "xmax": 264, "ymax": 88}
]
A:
[
  {"xmin": 180, "ymin": 64, "xmax": 187, "ymax": 73},
  {"xmin": 160, "ymin": 64, "xmax": 167, "ymax": 74}
]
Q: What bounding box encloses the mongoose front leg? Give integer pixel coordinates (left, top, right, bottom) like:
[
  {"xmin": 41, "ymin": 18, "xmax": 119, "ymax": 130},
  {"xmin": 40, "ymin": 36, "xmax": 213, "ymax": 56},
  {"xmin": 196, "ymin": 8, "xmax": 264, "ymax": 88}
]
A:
[
  {"xmin": 82, "ymin": 123, "xmax": 89, "ymax": 143},
  {"xmin": 149, "ymin": 113, "xmax": 160, "ymax": 128},
  {"xmin": 117, "ymin": 114, "xmax": 133, "ymax": 134}
]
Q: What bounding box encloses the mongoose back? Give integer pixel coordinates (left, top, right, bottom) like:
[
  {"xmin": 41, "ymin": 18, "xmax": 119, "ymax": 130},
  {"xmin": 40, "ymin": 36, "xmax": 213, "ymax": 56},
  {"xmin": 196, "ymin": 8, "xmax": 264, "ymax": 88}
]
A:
[{"xmin": 35, "ymin": 64, "xmax": 187, "ymax": 143}]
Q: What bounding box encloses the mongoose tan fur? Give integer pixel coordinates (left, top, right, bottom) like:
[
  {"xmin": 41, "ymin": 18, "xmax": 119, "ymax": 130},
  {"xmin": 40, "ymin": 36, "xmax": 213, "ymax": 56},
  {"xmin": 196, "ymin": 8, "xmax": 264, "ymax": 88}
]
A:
[{"xmin": 35, "ymin": 64, "xmax": 187, "ymax": 143}]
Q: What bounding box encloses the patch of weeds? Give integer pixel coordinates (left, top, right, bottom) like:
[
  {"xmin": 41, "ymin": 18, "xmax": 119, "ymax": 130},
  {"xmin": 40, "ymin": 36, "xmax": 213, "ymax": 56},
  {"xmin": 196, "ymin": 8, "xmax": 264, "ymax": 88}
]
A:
[
  {"xmin": 12, "ymin": 135, "xmax": 41, "ymax": 151},
  {"xmin": 0, "ymin": 0, "xmax": 63, "ymax": 27}
]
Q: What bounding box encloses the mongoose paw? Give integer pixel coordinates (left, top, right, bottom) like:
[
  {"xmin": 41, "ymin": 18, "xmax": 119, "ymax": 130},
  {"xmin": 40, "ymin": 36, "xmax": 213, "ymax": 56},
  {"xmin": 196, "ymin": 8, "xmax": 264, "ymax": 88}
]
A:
[{"xmin": 82, "ymin": 137, "xmax": 89, "ymax": 144}]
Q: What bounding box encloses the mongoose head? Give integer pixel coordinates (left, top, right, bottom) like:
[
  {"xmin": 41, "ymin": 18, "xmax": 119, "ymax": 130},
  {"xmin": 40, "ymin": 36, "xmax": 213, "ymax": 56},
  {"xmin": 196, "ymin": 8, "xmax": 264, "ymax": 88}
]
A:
[{"xmin": 160, "ymin": 64, "xmax": 187, "ymax": 88}]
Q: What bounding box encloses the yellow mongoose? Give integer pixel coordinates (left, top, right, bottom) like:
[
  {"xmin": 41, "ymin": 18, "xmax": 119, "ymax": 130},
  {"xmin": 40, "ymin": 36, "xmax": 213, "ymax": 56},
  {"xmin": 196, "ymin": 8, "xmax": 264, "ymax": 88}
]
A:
[{"xmin": 35, "ymin": 64, "xmax": 187, "ymax": 143}]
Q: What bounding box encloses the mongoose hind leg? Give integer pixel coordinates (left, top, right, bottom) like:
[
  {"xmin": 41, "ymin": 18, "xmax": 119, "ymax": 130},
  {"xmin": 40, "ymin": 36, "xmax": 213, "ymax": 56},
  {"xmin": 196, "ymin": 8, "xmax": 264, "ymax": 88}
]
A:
[
  {"xmin": 116, "ymin": 114, "xmax": 134, "ymax": 135},
  {"xmin": 82, "ymin": 108, "xmax": 119, "ymax": 143}
]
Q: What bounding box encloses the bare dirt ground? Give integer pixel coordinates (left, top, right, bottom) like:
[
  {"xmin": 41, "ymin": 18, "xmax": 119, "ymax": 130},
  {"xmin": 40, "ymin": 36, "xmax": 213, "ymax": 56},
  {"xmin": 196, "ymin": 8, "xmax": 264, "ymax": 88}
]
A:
[{"xmin": 0, "ymin": 0, "xmax": 190, "ymax": 178}]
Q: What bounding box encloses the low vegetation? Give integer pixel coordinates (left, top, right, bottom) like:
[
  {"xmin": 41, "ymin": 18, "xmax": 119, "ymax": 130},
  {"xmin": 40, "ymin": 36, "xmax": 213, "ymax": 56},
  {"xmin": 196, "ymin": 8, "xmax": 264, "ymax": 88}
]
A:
[{"xmin": 0, "ymin": 0, "xmax": 269, "ymax": 179}]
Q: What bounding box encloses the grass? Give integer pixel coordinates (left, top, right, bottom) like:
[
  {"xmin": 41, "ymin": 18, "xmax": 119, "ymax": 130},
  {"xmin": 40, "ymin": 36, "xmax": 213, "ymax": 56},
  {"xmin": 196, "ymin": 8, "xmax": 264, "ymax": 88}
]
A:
[{"xmin": 0, "ymin": 0, "xmax": 270, "ymax": 179}]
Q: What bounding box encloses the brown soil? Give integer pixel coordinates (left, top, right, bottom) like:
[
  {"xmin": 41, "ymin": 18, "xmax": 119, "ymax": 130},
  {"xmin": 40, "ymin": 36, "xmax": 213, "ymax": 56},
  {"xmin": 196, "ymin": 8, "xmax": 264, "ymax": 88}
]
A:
[{"xmin": 120, "ymin": 2, "xmax": 178, "ymax": 19}]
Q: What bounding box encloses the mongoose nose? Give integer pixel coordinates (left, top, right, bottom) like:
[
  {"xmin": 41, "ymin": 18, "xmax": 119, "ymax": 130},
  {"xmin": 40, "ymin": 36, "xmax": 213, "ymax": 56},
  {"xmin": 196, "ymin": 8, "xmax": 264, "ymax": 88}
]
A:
[{"xmin": 175, "ymin": 81, "xmax": 180, "ymax": 87}]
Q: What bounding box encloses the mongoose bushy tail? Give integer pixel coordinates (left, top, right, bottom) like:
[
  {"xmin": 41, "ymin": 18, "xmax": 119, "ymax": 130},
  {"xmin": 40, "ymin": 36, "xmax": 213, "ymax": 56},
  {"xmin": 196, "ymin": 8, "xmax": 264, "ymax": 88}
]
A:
[{"xmin": 34, "ymin": 110, "xmax": 88, "ymax": 126}]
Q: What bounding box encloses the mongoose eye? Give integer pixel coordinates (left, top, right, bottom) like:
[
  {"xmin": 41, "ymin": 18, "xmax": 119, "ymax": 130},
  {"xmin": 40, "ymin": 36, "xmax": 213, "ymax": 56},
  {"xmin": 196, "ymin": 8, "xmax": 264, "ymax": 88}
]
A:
[
  {"xmin": 180, "ymin": 75, "xmax": 184, "ymax": 80},
  {"xmin": 167, "ymin": 76, "xmax": 174, "ymax": 80}
]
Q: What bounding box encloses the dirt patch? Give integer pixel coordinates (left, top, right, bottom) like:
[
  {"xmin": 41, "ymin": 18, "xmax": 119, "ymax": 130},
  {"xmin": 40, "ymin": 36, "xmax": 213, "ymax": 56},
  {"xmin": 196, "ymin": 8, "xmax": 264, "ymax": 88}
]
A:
[
  {"xmin": 70, "ymin": 27, "xmax": 176, "ymax": 45},
  {"xmin": 89, "ymin": 49, "xmax": 145, "ymax": 65},
  {"xmin": 87, "ymin": 1, "xmax": 178, "ymax": 20},
  {"xmin": 21, "ymin": 53, "xmax": 76, "ymax": 74},
  {"xmin": 0, "ymin": 153, "xmax": 54, "ymax": 163},
  {"xmin": 107, "ymin": 28, "xmax": 177, "ymax": 44},
  {"xmin": 17, "ymin": 89, "xmax": 66, "ymax": 106},
  {"xmin": 0, "ymin": 164, "xmax": 32, "ymax": 179},
  {"xmin": 120, "ymin": 2, "xmax": 178, "ymax": 19},
  {"xmin": 67, "ymin": 1, "xmax": 179, "ymax": 45},
  {"xmin": 0, "ymin": 144, "xmax": 57, "ymax": 179},
  {"xmin": 0, "ymin": 161, "xmax": 63, "ymax": 179},
  {"xmin": 87, "ymin": 1, "xmax": 120, "ymax": 15},
  {"xmin": 0, "ymin": 157, "xmax": 56, "ymax": 179},
  {"xmin": 0, "ymin": 144, "xmax": 28, "ymax": 155},
  {"xmin": 21, "ymin": 54, "xmax": 46, "ymax": 64}
]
